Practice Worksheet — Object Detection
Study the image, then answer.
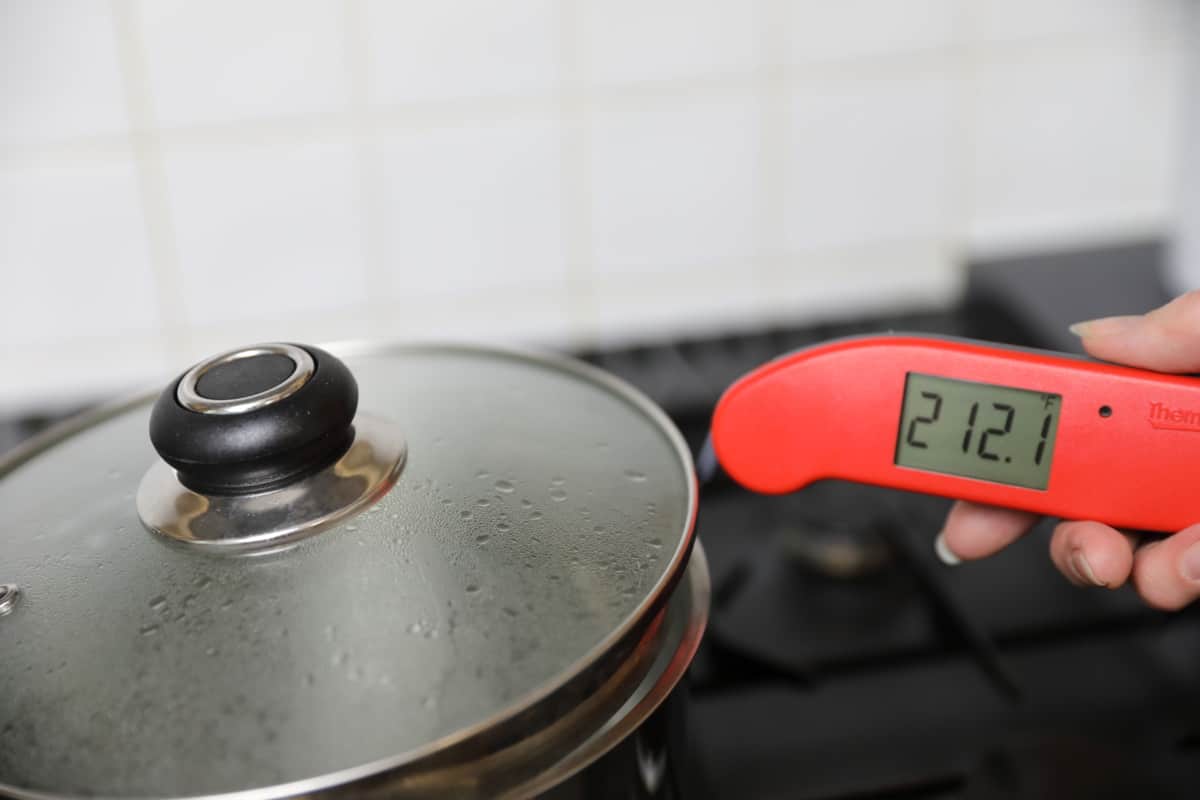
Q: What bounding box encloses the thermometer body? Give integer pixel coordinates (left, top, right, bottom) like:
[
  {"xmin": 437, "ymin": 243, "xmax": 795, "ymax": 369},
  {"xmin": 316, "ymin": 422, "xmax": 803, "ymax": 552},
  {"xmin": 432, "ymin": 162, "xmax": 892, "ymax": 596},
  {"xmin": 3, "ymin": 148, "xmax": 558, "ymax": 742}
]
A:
[{"xmin": 711, "ymin": 335, "xmax": 1200, "ymax": 532}]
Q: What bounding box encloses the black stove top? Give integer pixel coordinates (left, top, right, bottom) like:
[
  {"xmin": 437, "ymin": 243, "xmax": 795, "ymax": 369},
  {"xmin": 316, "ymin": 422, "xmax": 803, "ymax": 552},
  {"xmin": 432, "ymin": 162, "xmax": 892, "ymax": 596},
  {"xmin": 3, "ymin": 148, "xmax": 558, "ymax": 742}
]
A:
[{"xmin": 575, "ymin": 244, "xmax": 1198, "ymax": 799}]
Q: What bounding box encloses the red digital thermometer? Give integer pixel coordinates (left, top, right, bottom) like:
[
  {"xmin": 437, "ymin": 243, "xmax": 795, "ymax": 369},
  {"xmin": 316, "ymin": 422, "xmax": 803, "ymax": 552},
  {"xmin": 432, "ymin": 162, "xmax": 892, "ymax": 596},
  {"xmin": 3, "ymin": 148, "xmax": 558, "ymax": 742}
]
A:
[{"xmin": 711, "ymin": 335, "xmax": 1200, "ymax": 533}]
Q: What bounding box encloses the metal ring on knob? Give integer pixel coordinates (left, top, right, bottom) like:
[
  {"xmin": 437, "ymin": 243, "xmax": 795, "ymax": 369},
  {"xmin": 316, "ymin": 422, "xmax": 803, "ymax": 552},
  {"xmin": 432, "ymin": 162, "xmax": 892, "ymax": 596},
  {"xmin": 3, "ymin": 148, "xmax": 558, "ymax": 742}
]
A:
[{"xmin": 176, "ymin": 343, "xmax": 315, "ymax": 416}]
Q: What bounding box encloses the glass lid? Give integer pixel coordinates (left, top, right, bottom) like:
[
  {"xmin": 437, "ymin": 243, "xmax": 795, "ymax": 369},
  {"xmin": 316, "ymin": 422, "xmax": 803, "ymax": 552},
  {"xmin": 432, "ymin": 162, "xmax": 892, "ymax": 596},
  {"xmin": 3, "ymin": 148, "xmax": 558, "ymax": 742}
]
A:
[{"xmin": 0, "ymin": 343, "xmax": 696, "ymax": 798}]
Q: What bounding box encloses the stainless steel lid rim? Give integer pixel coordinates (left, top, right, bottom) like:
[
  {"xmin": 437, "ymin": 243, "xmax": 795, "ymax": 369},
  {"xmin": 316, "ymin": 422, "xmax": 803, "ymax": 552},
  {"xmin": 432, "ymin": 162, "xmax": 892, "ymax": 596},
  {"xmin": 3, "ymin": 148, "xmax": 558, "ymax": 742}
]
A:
[
  {"xmin": 0, "ymin": 549, "xmax": 709, "ymax": 800},
  {"xmin": 0, "ymin": 340, "xmax": 704, "ymax": 799}
]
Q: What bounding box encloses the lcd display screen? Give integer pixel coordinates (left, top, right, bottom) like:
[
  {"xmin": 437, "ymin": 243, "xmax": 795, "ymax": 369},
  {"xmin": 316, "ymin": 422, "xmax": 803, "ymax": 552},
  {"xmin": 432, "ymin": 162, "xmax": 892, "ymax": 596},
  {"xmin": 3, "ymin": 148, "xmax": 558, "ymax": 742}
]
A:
[{"xmin": 894, "ymin": 373, "xmax": 1061, "ymax": 490}]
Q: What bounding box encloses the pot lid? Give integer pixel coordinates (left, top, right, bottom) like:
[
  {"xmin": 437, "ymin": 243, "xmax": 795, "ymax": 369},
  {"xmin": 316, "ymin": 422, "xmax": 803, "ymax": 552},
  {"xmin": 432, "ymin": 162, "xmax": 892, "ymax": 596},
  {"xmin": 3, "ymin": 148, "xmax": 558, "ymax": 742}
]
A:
[{"xmin": 0, "ymin": 343, "xmax": 696, "ymax": 798}]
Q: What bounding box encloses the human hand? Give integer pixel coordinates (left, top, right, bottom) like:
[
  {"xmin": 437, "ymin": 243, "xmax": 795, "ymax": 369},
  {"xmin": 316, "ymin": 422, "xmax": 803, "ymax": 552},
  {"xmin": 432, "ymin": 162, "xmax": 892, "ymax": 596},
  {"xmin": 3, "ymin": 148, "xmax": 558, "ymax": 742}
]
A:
[{"xmin": 935, "ymin": 291, "xmax": 1200, "ymax": 610}]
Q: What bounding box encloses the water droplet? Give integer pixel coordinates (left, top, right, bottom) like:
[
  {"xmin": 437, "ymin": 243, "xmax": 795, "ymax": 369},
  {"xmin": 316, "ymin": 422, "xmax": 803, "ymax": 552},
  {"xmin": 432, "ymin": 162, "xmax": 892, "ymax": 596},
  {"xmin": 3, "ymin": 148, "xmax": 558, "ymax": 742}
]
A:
[
  {"xmin": 441, "ymin": 498, "xmax": 453, "ymax": 506},
  {"xmin": 494, "ymin": 479, "xmax": 515, "ymax": 494},
  {"xmin": 139, "ymin": 624, "xmax": 159, "ymax": 637},
  {"xmin": 520, "ymin": 499, "xmax": 533, "ymax": 509},
  {"xmin": 193, "ymin": 576, "xmax": 211, "ymax": 589},
  {"xmin": 205, "ymin": 646, "xmax": 217, "ymax": 656},
  {"xmin": 476, "ymin": 534, "xmax": 491, "ymax": 544},
  {"xmin": 477, "ymin": 497, "xmax": 490, "ymax": 507},
  {"xmin": 502, "ymin": 607, "xmax": 519, "ymax": 617},
  {"xmin": 407, "ymin": 622, "xmax": 422, "ymax": 634},
  {"xmin": 549, "ymin": 488, "xmax": 567, "ymax": 502},
  {"xmin": 305, "ymin": 673, "xmax": 316, "ymax": 687},
  {"xmin": 332, "ymin": 651, "xmax": 348, "ymax": 666},
  {"xmin": 182, "ymin": 594, "xmax": 196, "ymax": 608},
  {"xmin": 423, "ymin": 695, "xmax": 437, "ymax": 709},
  {"xmin": 460, "ymin": 510, "xmax": 473, "ymax": 520},
  {"xmin": 149, "ymin": 596, "xmax": 167, "ymax": 612},
  {"xmin": 497, "ymin": 522, "xmax": 511, "ymax": 532},
  {"xmin": 347, "ymin": 525, "xmax": 358, "ymax": 532},
  {"xmin": 644, "ymin": 537, "xmax": 662, "ymax": 548},
  {"xmin": 476, "ymin": 469, "xmax": 490, "ymax": 479},
  {"xmin": 593, "ymin": 525, "xmax": 606, "ymax": 533},
  {"xmin": 624, "ymin": 470, "xmax": 647, "ymax": 482},
  {"xmin": 391, "ymin": 512, "xmax": 400, "ymax": 520},
  {"xmin": 531, "ymin": 511, "xmax": 543, "ymax": 520},
  {"xmin": 465, "ymin": 584, "xmax": 480, "ymax": 594},
  {"xmin": 551, "ymin": 476, "xmax": 565, "ymax": 486}
]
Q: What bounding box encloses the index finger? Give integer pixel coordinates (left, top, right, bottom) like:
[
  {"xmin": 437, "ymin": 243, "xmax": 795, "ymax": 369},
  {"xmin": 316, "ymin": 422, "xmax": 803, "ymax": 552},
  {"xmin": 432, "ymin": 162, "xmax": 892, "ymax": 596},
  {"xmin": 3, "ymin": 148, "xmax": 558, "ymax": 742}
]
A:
[{"xmin": 937, "ymin": 500, "xmax": 1040, "ymax": 563}]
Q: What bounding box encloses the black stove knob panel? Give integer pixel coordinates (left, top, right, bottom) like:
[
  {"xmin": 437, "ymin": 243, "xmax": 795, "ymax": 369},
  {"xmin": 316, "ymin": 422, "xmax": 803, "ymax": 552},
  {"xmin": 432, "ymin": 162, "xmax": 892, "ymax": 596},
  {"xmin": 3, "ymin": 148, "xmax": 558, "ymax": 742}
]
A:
[{"xmin": 149, "ymin": 343, "xmax": 358, "ymax": 495}]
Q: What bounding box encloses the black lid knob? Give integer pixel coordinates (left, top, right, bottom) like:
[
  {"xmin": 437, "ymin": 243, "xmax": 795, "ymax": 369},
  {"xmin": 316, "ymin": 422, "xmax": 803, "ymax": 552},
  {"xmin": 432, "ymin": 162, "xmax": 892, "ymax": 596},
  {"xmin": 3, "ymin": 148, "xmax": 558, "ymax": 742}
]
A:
[{"xmin": 149, "ymin": 343, "xmax": 358, "ymax": 495}]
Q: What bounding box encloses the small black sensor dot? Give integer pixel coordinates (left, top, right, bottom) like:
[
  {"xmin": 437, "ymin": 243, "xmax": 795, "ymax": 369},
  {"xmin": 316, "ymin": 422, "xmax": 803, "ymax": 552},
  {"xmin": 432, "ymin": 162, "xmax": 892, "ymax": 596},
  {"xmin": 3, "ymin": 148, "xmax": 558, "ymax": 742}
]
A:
[{"xmin": 1099, "ymin": 405, "xmax": 1112, "ymax": 418}]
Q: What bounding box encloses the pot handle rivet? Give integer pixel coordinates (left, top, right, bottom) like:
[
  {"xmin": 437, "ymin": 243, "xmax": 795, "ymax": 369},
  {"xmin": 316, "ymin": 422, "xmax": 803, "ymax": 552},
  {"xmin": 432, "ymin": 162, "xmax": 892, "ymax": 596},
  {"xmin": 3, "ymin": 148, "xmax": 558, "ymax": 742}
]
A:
[{"xmin": 0, "ymin": 584, "xmax": 20, "ymax": 616}]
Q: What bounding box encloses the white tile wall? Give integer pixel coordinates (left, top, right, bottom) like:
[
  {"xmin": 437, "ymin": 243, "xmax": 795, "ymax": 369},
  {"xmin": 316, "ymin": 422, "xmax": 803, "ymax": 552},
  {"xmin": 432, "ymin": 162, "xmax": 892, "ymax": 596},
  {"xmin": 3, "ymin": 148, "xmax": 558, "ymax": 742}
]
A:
[
  {"xmin": 783, "ymin": 71, "xmax": 956, "ymax": 252},
  {"xmin": 579, "ymin": 0, "xmax": 760, "ymax": 86},
  {"xmin": 164, "ymin": 139, "xmax": 368, "ymax": 326},
  {"xmin": 364, "ymin": 0, "xmax": 562, "ymax": 104},
  {"xmin": 0, "ymin": 0, "xmax": 1189, "ymax": 412},
  {"xmin": 375, "ymin": 116, "xmax": 566, "ymax": 296},
  {"xmin": 967, "ymin": 38, "xmax": 1179, "ymax": 251},
  {"xmin": 586, "ymin": 92, "xmax": 761, "ymax": 276},
  {"xmin": 784, "ymin": 0, "xmax": 959, "ymax": 63},
  {"xmin": 139, "ymin": 0, "xmax": 350, "ymax": 127},
  {"xmin": 0, "ymin": 1, "xmax": 128, "ymax": 146}
]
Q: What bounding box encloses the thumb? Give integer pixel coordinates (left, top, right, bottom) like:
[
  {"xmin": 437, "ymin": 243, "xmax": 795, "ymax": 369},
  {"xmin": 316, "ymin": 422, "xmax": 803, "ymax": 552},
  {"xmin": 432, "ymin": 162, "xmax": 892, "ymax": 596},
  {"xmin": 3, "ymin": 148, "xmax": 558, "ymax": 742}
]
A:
[
  {"xmin": 1071, "ymin": 290, "xmax": 1200, "ymax": 373},
  {"xmin": 1131, "ymin": 525, "xmax": 1200, "ymax": 610}
]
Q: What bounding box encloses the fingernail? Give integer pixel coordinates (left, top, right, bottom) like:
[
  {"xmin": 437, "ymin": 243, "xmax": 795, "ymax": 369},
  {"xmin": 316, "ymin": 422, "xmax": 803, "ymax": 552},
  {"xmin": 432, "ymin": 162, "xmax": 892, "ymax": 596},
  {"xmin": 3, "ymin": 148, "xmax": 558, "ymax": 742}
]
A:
[
  {"xmin": 934, "ymin": 531, "xmax": 961, "ymax": 566},
  {"xmin": 1069, "ymin": 550, "xmax": 1105, "ymax": 587},
  {"xmin": 1180, "ymin": 542, "xmax": 1200, "ymax": 583},
  {"xmin": 1068, "ymin": 315, "xmax": 1140, "ymax": 338}
]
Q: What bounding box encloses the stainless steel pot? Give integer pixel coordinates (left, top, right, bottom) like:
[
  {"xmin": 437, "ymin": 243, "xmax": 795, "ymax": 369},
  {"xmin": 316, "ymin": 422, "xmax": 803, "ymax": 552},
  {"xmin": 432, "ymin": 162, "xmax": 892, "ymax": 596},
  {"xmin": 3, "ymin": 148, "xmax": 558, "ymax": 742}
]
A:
[{"xmin": 0, "ymin": 342, "xmax": 708, "ymax": 799}]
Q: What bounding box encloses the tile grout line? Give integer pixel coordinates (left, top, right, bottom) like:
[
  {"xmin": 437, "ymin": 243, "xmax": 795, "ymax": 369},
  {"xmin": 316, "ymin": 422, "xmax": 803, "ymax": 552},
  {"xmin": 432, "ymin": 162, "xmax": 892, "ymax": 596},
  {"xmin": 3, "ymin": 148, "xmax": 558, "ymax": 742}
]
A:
[
  {"xmin": 559, "ymin": 0, "xmax": 595, "ymax": 351},
  {"xmin": 756, "ymin": 0, "xmax": 790, "ymax": 304},
  {"xmin": 946, "ymin": 0, "xmax": 979, "ymax": 281},
  {"xmin": 7, "ymin": 29, "xmax": 1169, "ymax": 169},
  {"xmin": 109, "ymin": 0, "xmax": 191, "ymax": 364},
  {"xmin": 341, "ymin": 0, "xmax": 390, "ymax": 341}
]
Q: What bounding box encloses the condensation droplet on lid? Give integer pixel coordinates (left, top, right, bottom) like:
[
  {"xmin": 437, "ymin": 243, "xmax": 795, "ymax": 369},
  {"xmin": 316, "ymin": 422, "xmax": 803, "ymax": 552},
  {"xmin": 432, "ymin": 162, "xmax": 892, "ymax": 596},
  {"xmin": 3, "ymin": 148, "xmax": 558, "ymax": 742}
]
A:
[
  {"xmin": 624, "ymin": 470, "xmax": 647, "ymax": 482},
  {"xmin": 476, "ymin": 469, "xmax": 489, "ymax": 479},
  {"xmin": 644, "ymin": 537, "xmax": 662, "ymax": 548},
  {"xmin": 549, "ymin": 488, "xmax": 567, "ymax": 502},
  {"xmin": 346, "ymin": 525, "xmax": 358, "ymax": 532},
  {"xmin": 460, "ymin": 510, "xmax": 473, "ymax": 520},
  {"xmin": 520, "ymin": 499, "xmax": 533, "ymax": 509},
  {"xmin": 441, "ymin": 498, "xmax": 453, "ymax": 506},
  {"xmin": 305, "ymin": 673, "xmax": 316, "ymax": 687},
  {"xmin": 423, "ymin": 695, "xmax": 437, "ymax": 709},
  {"xmin": 149, "ymin": 596, "xmax": 167, "ymax": 612},
  {"xmin": 494, "ymin": 480, "xmax": 515, "ymax": 493},
  {"xmin": 139, "ymin": 624, "xmax": 159, "ymax": 637},
  {"xmin": 193, "ymin": 576, "xmax": 211, "ymax": 589},
  {"xmin": 593, "ymin": 525, "xmax": 606, "ymax": 533},
  {"xmin": 205, "ymin": 647, "xmax": 217, "ymax": 656},
  {"xmin": 502, "ymin": 607, "xmax": 519, "ymax": 617},
  {"xmin": 531, "ymin": 511, "xmax": 543, "ymax": 519},
  {"xmin": 476, "ymin": 534, "xmax": 490, "ymax": 544},
  {"xmin": 477, "ymin": 498, "xmax": 490, "ymax": 507},
  {"xmin": 551, "ymin": 476, "xmax": 565, "ymax": 486},
  {"xmin": 465, "ymin": 584, "xmax": 480, "ymax": 593},
  {"xmin": 497, "ymin": 522, "xmax": 511, "ymax": 532}
]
